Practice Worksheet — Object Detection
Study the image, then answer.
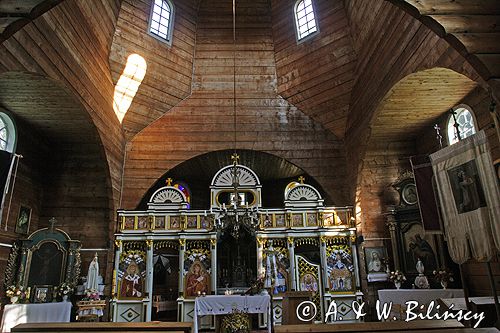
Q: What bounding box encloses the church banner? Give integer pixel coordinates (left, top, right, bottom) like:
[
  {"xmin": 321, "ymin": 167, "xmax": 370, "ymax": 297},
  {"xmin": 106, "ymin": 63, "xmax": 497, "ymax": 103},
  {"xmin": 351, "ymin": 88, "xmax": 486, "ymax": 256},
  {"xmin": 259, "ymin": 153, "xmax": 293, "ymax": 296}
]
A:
[
  {"xmin": 430, "ymin": 130, "xmax": 500, "ymax": 264},
  {"xmin": 410, "ymin": 155, "xmax": 442, "ymax": 233}
]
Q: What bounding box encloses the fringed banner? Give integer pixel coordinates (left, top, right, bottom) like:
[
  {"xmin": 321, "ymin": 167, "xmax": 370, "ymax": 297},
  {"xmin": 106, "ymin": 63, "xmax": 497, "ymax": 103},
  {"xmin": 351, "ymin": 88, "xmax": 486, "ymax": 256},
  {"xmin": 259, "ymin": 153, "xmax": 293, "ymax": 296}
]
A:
[{"xmin": 430, "ymin": 130, "xmax": 500, "ymax": 264}]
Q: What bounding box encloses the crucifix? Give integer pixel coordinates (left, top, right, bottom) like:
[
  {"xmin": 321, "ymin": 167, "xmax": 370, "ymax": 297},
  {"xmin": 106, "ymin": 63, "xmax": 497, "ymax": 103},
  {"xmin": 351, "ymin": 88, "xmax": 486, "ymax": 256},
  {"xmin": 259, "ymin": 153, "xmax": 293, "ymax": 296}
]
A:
[
  {"xmin": 49, "ymin": 217, "xmax": 57, "ymax": 232},
  {"xmin": 434, "ymin": 124, "xmax": 443, "ymax": 149}
]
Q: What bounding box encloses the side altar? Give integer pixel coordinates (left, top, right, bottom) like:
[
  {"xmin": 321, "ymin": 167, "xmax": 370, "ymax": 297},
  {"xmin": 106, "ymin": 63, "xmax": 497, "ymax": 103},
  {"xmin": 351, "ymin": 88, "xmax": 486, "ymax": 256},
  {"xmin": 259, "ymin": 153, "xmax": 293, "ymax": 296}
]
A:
[{"xmin": 111, "ymin": 162, "xmax": 362, "ymax": 327}]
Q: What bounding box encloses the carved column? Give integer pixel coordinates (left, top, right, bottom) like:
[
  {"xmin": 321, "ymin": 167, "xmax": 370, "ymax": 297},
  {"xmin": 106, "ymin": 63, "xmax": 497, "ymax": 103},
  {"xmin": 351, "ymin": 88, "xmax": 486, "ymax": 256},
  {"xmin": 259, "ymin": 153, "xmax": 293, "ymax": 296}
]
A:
[
  {"xmin": 256, "ymin": 237, "xmax": 265, "ymax": 277},
  {"xmin": 178, "ymin": 239, "xmax": 185, "ymax": 297},
  {"xmin": 146, "ymin": 239, "xmax": 154, "ymax": 321},
  {"xmin": 287, "ymin": 237, "xmax": 296, "ymax": 290},
  {"xmin": 210, "ymin": 238, "xmax": 217, "ymax": 294},
  {"xmin": 18, "ymin": 240, "xmax": 32, "ymax": 287},
  {"xmin": 319, "ymin": 236, "xmax": 329, "ymax": 292},
  {"xmin": 349, "ymin": 234, "xmax": 361, "ymax": 289},
  {"xmin": 385, "ymin": 207, "xmax": 400, "ymax": 271}
]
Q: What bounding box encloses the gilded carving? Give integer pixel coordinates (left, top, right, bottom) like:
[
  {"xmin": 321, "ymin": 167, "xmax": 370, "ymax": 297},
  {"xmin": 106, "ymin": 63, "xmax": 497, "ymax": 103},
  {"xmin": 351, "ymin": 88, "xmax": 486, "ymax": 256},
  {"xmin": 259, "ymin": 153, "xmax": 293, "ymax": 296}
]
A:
[{"xmin": 4, "ymin": 242, "xmax": 19, "ymax": 289}]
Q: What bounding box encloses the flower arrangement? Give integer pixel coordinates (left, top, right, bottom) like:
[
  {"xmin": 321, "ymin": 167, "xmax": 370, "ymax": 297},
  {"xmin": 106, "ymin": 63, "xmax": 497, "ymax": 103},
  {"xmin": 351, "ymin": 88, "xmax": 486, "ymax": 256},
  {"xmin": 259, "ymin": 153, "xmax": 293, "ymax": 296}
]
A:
[
  {"xmin": 433, "ymin": 268, "xmax": 454, "ymax": 283},
  {"xmin": 56, "ymin": 282, "xmax": 74, "ymax": 297},
  {"xmin": 6, "ymin": 285, "xmax": 24, "ymax": 298},
  {"xmin": 83, "ymin": 288, "xmax": 100, "ymax": 301},
  {"xmin": 388, "ymin": 270, "xmax": 406, "ymax": 283}
]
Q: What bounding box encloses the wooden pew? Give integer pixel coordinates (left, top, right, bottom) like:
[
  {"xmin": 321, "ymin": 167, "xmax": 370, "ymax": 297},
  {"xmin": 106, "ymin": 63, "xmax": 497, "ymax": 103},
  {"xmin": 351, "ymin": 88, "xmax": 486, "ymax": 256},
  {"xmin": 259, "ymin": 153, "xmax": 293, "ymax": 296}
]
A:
[
  {"xmin": 11, "ymin": 321, "xmax": 192, "ymax": 333},
  {"xmin": 275, "ymin": 320, "xmax": 468, "ymax": 333}
]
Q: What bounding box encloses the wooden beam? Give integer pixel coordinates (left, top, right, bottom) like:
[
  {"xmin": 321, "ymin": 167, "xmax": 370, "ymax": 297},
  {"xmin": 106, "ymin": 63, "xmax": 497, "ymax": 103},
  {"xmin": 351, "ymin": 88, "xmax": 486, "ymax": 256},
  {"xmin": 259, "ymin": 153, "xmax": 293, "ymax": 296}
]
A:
[
  {"xmin": 454, "ymin": 32, "xmax": 500, "ymax": 53},
  {"xmin": 430, "ymin": 14, "xmax": 500, "ymax": 33},
  {"xmin": 405, "ymin": 0, "xmax": 500, "ymax": 15}
]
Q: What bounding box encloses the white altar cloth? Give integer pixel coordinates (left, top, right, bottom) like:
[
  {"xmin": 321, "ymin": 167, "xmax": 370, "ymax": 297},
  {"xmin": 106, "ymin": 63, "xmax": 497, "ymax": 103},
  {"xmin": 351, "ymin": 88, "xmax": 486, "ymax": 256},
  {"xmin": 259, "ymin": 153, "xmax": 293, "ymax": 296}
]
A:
[
  {"xmin": 1, "ymin": 302, "xmax": 71, "ymax": 332},
  {"xmin": 193, "ymin": 295, "xmax": 270, "ymax": 333},
  {"xmin": 378, "ymin": 288, "xmax": 464, "ymax": 305}
]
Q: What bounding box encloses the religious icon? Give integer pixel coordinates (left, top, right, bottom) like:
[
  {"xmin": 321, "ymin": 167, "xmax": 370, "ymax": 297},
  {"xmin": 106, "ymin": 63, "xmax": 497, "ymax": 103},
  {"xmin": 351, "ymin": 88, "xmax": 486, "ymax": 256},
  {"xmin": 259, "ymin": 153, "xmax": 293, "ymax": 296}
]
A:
[
  {"xmin": 15, "ymin": 206, "xmax": 31, "ymax": 234},
  {"xmin": 300, "ymin": 273, "xmax": 318, "ymax": 293},
  {"xmin": 32, "ymin": 285, "xmax": 52, "ymax": 303},
  {"xmin": 364, "ymin": 247, "xmax": 387, "ymax": 274},
  {"xmin": 402, "ymin": 183, "xmax": 418, "ymax": 205},
  {"xmin": 187, "ymin": 216, "xmax": 197, "ymax": 228},
  {"xmin": 170, "ymin": 216, "xmax": 181, "ymax": 229},
  {"xmin": 124, "ymin": 216, "xmax": 134, "ymax": 229},
  {"xmin": 307, "ymin": 213, "xmax": 317, "ymax": 226},
  {"xmin": 448, "ymin": 161, "xmax": 486, "ymax": 214},
  {"xmin": 28, "ymin": 242, "xmax": 64, "ymax": 287},
  {"xmin": 185, "ymin": 260, "xmax": 210, "ymax": 297},
  {"xmin": 275, "ymin": 214, "xmax": 285, "ymax": 227},
  {"xmin": 328, "ymin": 250, "xmax": 353, "ymax": 291},
  {"xmin": 263, "ymin": 215, "xmax": 272, "ymax": 228},
  {"xmin": 292, "ymin": 214, "xmax": 303, "ymax": 227},
  {"xmin": 155, "ymin": 216, "xmax": 166, "ymax": 229},
  {"xmin": 137, "ymin": 216, "xmax": 148, "ymax": 229},
  {"xmin": 120, "ymin": 259, "xmax": 143, "ymax": 298}
]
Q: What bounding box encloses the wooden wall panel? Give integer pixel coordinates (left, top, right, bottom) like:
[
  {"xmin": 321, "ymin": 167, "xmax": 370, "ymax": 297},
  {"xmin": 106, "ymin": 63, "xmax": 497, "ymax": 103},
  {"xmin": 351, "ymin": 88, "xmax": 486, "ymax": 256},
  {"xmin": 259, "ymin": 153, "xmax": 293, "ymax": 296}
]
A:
[
  {"xmin": 271, "ymin": 0, "xmax": 357, "ymax": 139},
  {"xmin": 0, "ymin": 0, "xmax": 123, "ymax": 292},
  {"xmin": 0, "ymin": 0, "xmax": 124, "ymax": 209},
  {"xmin": 121, "ymin": 0, "xmax": 349, "ymax": 209},
  {"xmin": 109, "ymin": 0, "xmax": 198, "ymax": 139}
]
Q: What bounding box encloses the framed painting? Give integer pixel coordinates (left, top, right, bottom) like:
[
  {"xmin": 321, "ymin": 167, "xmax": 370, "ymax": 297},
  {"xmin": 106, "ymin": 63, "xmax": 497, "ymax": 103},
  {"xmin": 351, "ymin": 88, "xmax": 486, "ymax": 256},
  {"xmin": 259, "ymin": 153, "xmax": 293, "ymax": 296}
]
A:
[
  {"xmin": 32, "ymin": 285, "xmax": 53, "ymax": 303},
  {"xmin": 15, "ymin": 205, "xmax": 31, "ymax": 234},
  {"xmin": 364, "ymin": 247, "xmax": 387, "ymax": 274}
]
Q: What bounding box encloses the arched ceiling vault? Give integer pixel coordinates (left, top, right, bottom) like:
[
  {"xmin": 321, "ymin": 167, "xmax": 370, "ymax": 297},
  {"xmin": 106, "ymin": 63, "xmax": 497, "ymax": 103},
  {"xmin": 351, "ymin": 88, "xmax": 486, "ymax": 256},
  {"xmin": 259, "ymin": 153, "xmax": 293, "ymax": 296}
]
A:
[
  {"xmin": 394, "ymin": 0, "xmax": 500, "ymax": 81},
  {"xmin": 370, "ymin": 68, "xmax": 478, "ymax": 142},
  {"xmin": 0, "ymin": 0, "xmax": 63, "ymax": 43}
]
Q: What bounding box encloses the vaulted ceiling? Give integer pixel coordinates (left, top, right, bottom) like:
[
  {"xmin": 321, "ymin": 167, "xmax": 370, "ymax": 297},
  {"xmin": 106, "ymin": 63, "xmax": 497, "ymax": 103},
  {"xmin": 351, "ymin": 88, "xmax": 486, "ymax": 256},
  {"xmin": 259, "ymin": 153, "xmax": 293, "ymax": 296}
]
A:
[{"xmin": 0, "ymin": 0, "xmax": 63, "ymax": 42}]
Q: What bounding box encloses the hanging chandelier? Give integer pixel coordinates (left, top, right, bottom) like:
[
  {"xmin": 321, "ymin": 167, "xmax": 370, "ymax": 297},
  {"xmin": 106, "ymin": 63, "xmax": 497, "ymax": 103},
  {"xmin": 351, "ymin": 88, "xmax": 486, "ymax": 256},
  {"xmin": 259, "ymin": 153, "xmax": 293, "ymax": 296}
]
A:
[
  {"xmin": 214, "ymin": 153, "xmax": 260, "ymax": 239},
  {"xmin": 214, "ymin": 0, "xmax": 260, "ymax": 239}
]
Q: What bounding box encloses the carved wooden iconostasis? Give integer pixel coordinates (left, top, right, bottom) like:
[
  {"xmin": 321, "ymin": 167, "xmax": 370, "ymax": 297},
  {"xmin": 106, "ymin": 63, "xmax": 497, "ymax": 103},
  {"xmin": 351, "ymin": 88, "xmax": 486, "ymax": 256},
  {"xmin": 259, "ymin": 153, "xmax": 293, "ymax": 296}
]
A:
[
  {"xmin": 111, "ymin": 162, "xmax": 361, "ymax": 327},
  {"xmin": 5, "ymin": 224, "xmax": 81, "ymax": 302}
]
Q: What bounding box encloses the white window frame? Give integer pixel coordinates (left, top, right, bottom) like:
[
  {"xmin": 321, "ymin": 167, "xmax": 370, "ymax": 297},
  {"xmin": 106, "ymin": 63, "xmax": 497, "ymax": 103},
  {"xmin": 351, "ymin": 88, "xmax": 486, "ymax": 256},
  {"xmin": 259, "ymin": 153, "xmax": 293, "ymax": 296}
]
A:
[
  {"xmin": 0, "ymin": 110, "xmax": 16, "ymax": 153},
  {"xmin": 148, "ymin": 0, "xmax": 175, "ymax": 46},
  {"xmin": 294, "ymin": 0, "xmax": 320, "ymax": 44},
  {"xmin": 446, "ymin": 104, "xmax": 477, "ymax": 145}
]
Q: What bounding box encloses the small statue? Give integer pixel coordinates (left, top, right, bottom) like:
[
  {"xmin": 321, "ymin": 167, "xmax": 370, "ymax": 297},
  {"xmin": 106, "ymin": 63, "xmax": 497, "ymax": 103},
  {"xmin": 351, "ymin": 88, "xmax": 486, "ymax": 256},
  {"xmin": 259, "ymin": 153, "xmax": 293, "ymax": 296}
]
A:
[{"xmin": 414, "ymin": 258, "xmax": 430, "ymax": 289}]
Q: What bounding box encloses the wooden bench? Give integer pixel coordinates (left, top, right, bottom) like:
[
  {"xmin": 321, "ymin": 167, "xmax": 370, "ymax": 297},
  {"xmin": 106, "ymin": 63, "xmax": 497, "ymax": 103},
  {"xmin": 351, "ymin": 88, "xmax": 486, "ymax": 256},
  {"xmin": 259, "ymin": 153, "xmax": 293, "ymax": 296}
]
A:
[
  {"xmin": 275, "ymin": 320, "xmax": 474, "ymax": 333},
  {"xmin": 11, "ymin": 321, "xmax": 192, "ymax": 333}
]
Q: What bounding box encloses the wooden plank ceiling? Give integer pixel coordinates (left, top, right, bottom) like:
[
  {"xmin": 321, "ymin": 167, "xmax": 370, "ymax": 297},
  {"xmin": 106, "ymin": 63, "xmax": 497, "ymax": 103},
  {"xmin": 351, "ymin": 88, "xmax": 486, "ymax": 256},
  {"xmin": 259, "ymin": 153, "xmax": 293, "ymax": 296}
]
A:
[
  {"xmin": 0, "ymin": 72, "xmax": 99, "ymax": 144},
  {"xmin": 0, "ymin": 0, "xmax": 62, "ymax": 43},
  {"xmin": 371, "ymin": 67, "xmax": 478, "ymax": 141},
  {"xmin": 402, "ymin": 0, "xmax": 500, "ymax": 78}
]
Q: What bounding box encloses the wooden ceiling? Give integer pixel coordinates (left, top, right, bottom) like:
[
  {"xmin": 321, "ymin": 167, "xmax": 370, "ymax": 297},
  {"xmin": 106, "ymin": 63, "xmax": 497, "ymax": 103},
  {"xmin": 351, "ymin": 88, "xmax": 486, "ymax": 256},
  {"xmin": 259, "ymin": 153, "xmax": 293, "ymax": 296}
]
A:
[
  {"xmin": 370, "ymin": 67, "xmax": 478, "ymax": 141},
  {"xmin": 401, "ymin": 0, "xmax": 500, "ymax": 78},
  {"xmin": 0, "ymin": 72, "xmax": 100, "ymax": 144},
  {"xmin": 0, "ymin": 0, "xmax": 62, "ymax": 43}
]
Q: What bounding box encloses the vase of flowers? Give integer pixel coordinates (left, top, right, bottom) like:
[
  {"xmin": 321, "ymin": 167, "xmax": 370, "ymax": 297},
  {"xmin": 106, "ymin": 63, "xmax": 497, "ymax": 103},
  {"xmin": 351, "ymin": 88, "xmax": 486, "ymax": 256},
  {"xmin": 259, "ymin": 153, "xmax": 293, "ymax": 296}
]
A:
[
  {"xmin": 388, "ymin": 270, "xmax": 406, "ymax": 289},
  {"xmin": 83, "ymin": 288, "xmax": 100, "ymax": 301},
  {"xmin": 433, "ymin": 268, "xmax": 453, "ymax": 289},
  {"xmin": 56, "ymin": 283, "xmax": 74, "ymax": 301},
  {"xmin": 6, "ymin": 285, "xmax": 25, "ymax": 304}
]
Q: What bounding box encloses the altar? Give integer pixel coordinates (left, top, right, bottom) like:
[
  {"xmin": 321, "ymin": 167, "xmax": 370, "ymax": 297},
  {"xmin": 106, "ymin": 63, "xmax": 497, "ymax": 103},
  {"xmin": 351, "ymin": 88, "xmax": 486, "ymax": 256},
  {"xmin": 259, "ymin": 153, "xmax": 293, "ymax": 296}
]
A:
[
  {"xmin": 0, "ymin": 302, "xmax": 71, "ymax": 332},
  {"xmin": 193, "ymin": 295, "xmax": 270, "ymax": 333},
  {"xmin": 111, "ymin": 160, "xmax": 362, "ymax": 326}
]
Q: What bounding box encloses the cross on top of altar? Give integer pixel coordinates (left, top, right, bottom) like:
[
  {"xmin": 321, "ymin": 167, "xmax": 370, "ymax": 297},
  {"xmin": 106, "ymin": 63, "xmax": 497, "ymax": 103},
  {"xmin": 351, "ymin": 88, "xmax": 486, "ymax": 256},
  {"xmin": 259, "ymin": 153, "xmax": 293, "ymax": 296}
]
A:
[{"xmin": 49, "ymin": 217, "xmax": 57, "ymax": 232}]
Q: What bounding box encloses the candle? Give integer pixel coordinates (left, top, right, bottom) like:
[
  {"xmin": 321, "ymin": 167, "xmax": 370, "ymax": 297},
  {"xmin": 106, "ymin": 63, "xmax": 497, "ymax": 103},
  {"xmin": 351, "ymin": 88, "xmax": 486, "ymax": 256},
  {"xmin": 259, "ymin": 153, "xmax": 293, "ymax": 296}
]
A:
[{"xmin": 204, "ymin": 210, "xmax": 207, "ymax": 216}]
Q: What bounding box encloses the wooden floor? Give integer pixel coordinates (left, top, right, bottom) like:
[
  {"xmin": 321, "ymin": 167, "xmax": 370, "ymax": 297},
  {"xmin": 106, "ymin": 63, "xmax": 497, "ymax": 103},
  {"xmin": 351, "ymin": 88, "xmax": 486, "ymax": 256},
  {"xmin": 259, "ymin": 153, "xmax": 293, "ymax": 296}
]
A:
[{"xmin": 10, "ymin": 321, "xmax": 500, "ymax": 333}]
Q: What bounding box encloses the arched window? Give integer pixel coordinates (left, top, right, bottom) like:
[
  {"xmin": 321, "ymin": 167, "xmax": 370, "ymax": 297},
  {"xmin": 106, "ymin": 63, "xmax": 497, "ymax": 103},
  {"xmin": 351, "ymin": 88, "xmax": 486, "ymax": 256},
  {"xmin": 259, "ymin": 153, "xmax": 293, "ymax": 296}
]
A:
[
  {"xmin": 0, "ymin": 111, "xmax": 16, "ymax": 153},
  {"xmin": 447, "ymin": 105, "xmax": 477, "ymax": 145},
  {"xmin": 148, "ymin": 0, "xmax": 174, "ymax": 45},
  {"xmin": 294, "ymin": 0, "xmax": 318, "ymax": 41}
]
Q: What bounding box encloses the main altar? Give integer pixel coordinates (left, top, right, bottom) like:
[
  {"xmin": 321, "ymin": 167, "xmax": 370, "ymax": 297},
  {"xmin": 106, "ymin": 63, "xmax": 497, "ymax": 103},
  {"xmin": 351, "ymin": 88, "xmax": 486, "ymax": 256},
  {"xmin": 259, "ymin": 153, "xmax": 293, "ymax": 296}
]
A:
[{"xmin": 111, "ymin": 161, "xmax": 362, "ymax": 328}]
